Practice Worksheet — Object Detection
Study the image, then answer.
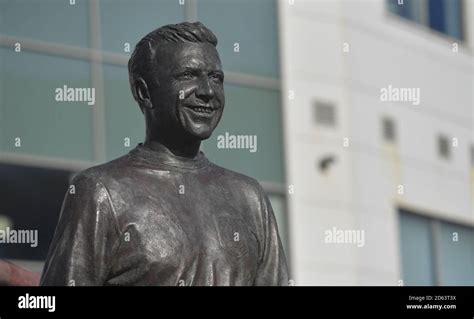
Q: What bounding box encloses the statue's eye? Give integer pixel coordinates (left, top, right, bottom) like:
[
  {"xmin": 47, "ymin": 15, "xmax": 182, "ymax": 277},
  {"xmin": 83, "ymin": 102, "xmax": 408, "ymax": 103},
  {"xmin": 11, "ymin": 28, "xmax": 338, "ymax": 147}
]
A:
[
  {"xmin": 210, "ymin": 73, "xmax": 223, "ymax": 83},
  {"xmin": 180, "ymin": 71, "xmax": 195, "ymax": 79}
]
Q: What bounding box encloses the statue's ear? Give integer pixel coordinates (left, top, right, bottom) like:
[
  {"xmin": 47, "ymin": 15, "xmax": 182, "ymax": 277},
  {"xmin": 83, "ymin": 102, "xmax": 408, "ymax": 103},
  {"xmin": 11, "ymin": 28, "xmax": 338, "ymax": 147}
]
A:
[{"xmin": 134, "ymin": 77, "xmax": 153, "ymax": 112}]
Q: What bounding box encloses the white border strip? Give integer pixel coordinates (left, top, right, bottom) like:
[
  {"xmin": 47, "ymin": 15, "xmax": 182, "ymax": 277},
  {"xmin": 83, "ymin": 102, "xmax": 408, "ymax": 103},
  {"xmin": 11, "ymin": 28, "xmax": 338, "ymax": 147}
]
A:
[
  {"xmin": 0, "ymin": 152, "xmax": 96, "ymax": 172},
  {"xmin": 224, "ymin": 71, "xmax": 280, "ymax": 91},
  {"xmin": 431, "ymin": 220, "xmax": 443, "ymax": 286},
  {"xmin": 261, "ymin": 181, "xmax": 286, "ymax": 195},
  {"xmin": 89, "ymin": 0, "xmax": 107, "ymax": 162},
  {"xmin": 184, "ymin": 0, "xmax": 198, "ymax": 22},
  {"xmin": 0, "ymin": 35, "xmax": 94, "ymax": 61},
  {"xmin": 0, "ymin": 35, "xmax": 280, "ymax": 90}
]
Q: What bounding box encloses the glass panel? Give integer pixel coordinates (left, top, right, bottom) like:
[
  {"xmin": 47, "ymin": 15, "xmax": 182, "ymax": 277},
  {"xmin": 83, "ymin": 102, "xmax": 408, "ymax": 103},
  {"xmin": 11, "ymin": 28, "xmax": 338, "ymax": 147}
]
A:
[
  {"xmin": 439, "ymin": 222, "xmax": 474, "ymax": 285},
  {"xmin": 0, "ymin": 0, "xmax": 89, "ymax": 47},
  {"xmin": 100, "ymin": 0, "xmax": 185, "ymax": 53},
  {"xmin": 0, "ymin": 50, "xmax": 94, "ymax": 160},
  {"xmin": 103, "ymin": 64, "xmax": 145, "ymax": 160},
  {"xmin": 197, "ymin": 0, "xmax": 280, "ymax": 78},
  {"xmin": 0, "ymin": 164, "xmax": 72, "ymax": 260},
  {"xmin": 428, "ymin": 0, "xmax": 446, "ymax": 33},
  {"xmin": 387, "ymin": 0, "xmax": 422, "ymax": 23},
  {"xmin": 203, "ymin": 84, "xmax": 284, "ymax": 184},
  {"xmin": 399, "ymin": 210, "xmax": 436, "ymax": 285},
  {"xmin": 443, "ymin": 0, "xmax": 463, "ymax": 40}
]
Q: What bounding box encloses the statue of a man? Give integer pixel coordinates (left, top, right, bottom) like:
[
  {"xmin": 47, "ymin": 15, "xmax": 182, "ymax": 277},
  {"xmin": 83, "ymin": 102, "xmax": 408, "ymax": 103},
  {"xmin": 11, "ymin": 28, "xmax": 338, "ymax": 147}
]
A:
[{"xmin": 41, "ymin": 22, "xmax": 289, "ymax": 286}]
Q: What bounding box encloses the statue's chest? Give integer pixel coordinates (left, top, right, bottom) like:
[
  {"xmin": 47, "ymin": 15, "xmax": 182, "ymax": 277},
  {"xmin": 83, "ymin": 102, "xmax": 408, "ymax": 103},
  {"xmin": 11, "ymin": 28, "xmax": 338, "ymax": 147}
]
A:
[{"xmin": 110, "ymin": 196, "xmax": 260, "ymax": 285}]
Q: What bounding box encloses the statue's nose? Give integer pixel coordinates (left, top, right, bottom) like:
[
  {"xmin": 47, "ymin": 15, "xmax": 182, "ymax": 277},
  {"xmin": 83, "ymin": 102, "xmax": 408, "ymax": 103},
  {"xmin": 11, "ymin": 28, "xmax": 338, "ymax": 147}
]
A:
[{"xmin": 195, "ymin": 77, "xmax": 215, "ymax": 102}]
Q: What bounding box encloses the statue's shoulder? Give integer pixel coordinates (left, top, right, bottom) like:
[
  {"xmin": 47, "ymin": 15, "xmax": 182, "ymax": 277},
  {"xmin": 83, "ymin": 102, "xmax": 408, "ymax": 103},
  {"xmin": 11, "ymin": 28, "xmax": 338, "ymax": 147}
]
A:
[
  {"xmin": 71, "ymin": 153, "xmax": 135, "ymax": 189},
  {"xmin": 208, "ymin": 162, "xmax": 266, "ymax": 197}
]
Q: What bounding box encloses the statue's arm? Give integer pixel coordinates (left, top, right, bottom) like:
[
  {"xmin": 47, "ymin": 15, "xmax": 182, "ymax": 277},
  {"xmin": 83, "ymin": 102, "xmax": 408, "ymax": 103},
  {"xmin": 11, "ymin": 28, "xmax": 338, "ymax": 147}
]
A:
[
  {"xmin": 40, "ymin": 173, "xmax": 121, "ymax": 286},
  {"xmin": 253, "ymin": 190, "xmax": 289, "ymax": 286}
]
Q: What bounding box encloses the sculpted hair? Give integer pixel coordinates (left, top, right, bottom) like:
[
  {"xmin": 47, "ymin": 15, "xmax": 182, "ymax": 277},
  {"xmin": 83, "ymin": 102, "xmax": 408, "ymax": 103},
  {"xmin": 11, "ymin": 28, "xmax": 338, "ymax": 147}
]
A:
[{"xmin": 128, "ymin": 21, "xmax": 218, "ymax": 106}]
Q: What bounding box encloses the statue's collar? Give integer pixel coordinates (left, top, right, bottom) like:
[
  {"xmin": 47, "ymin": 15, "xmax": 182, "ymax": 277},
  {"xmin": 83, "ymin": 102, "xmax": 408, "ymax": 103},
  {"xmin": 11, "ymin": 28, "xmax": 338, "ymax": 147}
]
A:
[{"xmin": 131, "ymin": 142, "xmax": 209, "ymax": 170}]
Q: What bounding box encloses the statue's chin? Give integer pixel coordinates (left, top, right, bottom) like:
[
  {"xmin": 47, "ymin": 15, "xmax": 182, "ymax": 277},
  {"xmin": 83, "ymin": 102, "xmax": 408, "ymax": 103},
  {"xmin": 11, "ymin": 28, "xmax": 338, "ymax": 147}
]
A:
[
  {"xmin": 182, "ymin": 122, "xmax": 216, "ymax": 141},
  {"xmin": 187, "ymin": 129, "xmax": 213, "ymax": 141}
]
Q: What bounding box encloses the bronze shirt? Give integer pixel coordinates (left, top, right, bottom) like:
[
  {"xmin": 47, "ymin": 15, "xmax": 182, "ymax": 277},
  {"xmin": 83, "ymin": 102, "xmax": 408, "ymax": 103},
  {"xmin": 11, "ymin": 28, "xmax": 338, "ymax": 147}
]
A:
[{"xmin": 40, "ymin": 143, "xmax": 289, "ymax": 286}]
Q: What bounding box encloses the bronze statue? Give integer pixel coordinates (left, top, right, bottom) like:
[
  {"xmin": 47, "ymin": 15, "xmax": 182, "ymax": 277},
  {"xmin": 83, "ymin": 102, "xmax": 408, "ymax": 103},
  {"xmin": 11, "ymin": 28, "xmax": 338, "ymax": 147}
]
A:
[{"xmin": 40, "ymin": 22, "xmax": 289, "ymax": 286}]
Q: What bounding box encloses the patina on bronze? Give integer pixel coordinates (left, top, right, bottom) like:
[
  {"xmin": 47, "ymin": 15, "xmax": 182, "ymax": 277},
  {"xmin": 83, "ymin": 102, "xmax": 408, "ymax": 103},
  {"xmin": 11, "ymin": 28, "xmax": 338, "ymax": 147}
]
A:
[{"xmin": 41, "ymin": 22, "xmax": 289, "ymax": 286}]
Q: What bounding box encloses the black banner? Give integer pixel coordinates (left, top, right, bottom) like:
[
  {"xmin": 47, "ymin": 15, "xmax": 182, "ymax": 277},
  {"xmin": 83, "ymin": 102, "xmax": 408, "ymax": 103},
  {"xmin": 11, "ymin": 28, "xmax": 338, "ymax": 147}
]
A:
[{"xmin": 0, "ymin": 286, "xmax": 473, "ymax": 318}]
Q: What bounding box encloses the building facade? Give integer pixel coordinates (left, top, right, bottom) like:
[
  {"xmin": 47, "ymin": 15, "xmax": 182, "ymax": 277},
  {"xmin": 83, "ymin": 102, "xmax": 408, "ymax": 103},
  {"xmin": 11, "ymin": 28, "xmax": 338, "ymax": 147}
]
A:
[{"xmin": 279, "ymin": 0, "xmax": 474, "ymax": 285}]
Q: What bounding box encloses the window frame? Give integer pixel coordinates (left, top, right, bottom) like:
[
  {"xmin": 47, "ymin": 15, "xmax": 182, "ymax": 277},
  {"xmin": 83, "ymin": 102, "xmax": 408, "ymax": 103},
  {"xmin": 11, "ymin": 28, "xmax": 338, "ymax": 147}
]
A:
[
  {"xmin": 399, "ymin": 207, "xmax": 474, "ymax": 286},
  {"xmin": 386, "ymin": 0, "xmax": 465, "ymax": 42}
]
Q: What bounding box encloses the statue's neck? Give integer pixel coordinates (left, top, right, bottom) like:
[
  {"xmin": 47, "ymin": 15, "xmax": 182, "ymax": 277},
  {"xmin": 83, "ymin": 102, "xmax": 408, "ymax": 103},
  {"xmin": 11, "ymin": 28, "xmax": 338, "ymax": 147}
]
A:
[{"xmin": 144, "ymin": 135, "xmax": 201, "ymax": 159}]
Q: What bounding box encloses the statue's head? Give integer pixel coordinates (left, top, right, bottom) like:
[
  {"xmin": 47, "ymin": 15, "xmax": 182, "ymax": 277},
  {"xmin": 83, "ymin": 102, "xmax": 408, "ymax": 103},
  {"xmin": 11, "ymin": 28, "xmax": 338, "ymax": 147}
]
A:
[{"xmin": 128, "ymin": 22, "xmax": 225, "ymax": 142}]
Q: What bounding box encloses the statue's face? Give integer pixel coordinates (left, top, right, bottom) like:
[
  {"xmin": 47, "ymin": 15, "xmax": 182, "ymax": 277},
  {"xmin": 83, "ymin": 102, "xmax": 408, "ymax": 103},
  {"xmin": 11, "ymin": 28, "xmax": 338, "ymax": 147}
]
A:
[{"xmin": 149, "ymin": 42, "xmax": 225, "ymax": 140}]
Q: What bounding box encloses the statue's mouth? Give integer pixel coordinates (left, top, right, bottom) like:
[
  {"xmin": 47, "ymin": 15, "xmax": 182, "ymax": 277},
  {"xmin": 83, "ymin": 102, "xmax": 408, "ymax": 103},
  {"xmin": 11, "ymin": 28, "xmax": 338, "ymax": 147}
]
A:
[{"xmin": 186, "ymin": 105, "xmax": 216, "ymax": 115}]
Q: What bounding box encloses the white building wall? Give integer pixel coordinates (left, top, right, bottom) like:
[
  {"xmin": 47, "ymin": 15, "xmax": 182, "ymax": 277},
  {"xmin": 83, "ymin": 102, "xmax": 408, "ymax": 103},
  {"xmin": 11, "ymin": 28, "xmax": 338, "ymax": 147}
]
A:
[{"xmin": 278, "ymin": 0, "xmax": 474, "ymax": 285}]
